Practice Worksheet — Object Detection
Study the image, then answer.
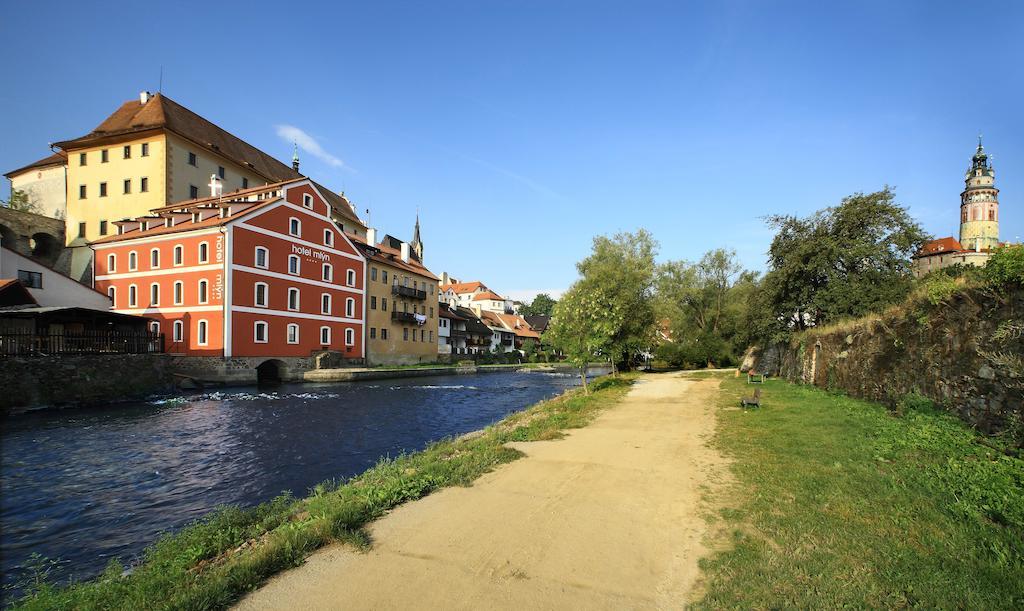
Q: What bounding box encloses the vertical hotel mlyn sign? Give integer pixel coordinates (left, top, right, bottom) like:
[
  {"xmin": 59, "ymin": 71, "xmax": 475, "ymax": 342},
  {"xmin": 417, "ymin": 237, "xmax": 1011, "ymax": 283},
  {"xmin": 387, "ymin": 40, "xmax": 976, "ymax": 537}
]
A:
[{"xmin": 213, "ymin": 234, "xmax": 224, "ymax": 301}]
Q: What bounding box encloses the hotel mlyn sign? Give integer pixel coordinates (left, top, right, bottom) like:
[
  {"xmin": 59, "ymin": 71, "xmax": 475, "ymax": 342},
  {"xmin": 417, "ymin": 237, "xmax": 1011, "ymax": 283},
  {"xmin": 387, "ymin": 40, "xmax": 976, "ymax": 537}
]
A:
[{"xmin": 91, "ymin": 179, "xmax": 365, "ymax": 359}]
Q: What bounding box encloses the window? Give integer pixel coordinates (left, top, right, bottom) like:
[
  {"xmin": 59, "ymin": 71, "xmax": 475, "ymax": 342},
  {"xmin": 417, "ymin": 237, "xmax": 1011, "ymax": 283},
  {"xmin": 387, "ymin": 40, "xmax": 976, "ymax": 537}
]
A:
[
  {"xmin": 322, "ymin": 263, "xmax": 333, "ymax": 282},
  {"xmin": 324, "ymin": 229, "xmax": 333, "ymax": 246},
  {"xmin": 79, "ymin": 153, "xmax": 87, "ymax": 166},
  {"xmin": 128, "ymin": 251, "xmax": 138, "ymax": 271},
  {"xmin": 302, "ymin": 194, "xmax": 313, "ymax": 209},
  {"xmin": 421, "ymin": 330, "xmax": 425, "ymax": 342},
  {"xmin": 242, "ymin": 177, "xmax": 249, "ymax": 189},
  {"xmin": 190, "ymin": 185, "xmax": 199, "ymax": 199},
  {"xmin": 429, "ymin": 306, "xmax": 434, "ymax": 318},
  {"xmin": 381, "ymin": 328, "xmax": 389, "ymax": 340},
  {"xmin": 107, "ymin": 253, "xmax": 116, "ymax": 272},
  {"xmin": 254, "ymin": 321, "xmax": 268, "ymax": 343},
  {"xmin": 429, "ymin": 331, "xmax": 433, "ymax": 342},
  {"xmin": 140, "ymin": 177, "xmax": 149, "ymax": 192},
  {"xmin": 17, "ymin": 270, "xmax": 42, "ymax": 289},
  {"xmin": 255, "ymin": 246, "xmax": 268, "ymax": 269},
  {"xmin": 101, "ymin": 149, "xmax": 108, "ymax": 163},
  {"xmin": 254, "ymin": 282, "xmax": 268, "ymax": 307},
  {"xmin": 288, "ymin": 287, "xmax": 300, "ymax": 310},
  {"xmin": 370, "ymin": 296, "xmax": 377, "ymax": 310},
  {"xmin": 370, "ymin": 327, "xmax": 377, "ymax": 339},
  {"xmin": 346, "ymin": 269, "xmax": 356, "ymax": 287},
  {"xmin": 430, "ymin": 284, "xmax": 433, "ymax": 295},
  {"xmin": 141, "ymin": 142, "xmax": 149, "ymax": 157},
  {"xmin": 381, "ymin": 298, "xmax": 388, "ymax": 311},
  {"xmin": 403, "ymin": 328, "xmax": 409, "ymax": 341},
  {"xmin": 173, "ymin": 320, "xmax": 183, "ymax": 342},
  {"xmin": 150, "ymin": 283, "xmax": 160, "ymax": 306},
  {"xmin": 79, "ymin": 185, "xmax": 86, "ymax": 199},
  {"xmin": 288, "ymin": 255, "xmax": 300, "ymax": 275},
  {"xmin": 345, "ymin": 328, "xmax": 355, "ymax": 346},
  {"xmin": 173, "ymin": 281, "xmax": 184, "ymax": 305},
  {"xmin": 287, "ymin": 323, "xmax": 299, "ymax": 344},
  {"xmin": 197, "ymin": 320, "xmax": 208, "ymax": 345},
  {"xmin": 151, "ymin": 248, "xmax": 160, "ymax": 269},
  {"xmin": 371, "ymin": 267, "xmax": 378, "ymax": 282},
  {"xmin": 99, "ymin": 182, "xmax": 107, "ymax": 197},
  {"xmin": 289, "ymin": 217, "xmax": 301, "ymax": 237},
  {"xmin": 99, "ymin": 220, "xmax": 108, "ymax": 236},
  {"xmin": 128, "ymin": 284, "xmax": 138, "ymax": 307},
  {"xmin": 120, "ymin": 178, "xmax": 130, "ymax": 194},
  {"xmin": 198, "ymin": 242, "xmax": 209, "ymax": 263},
  {"xmin": 150, "ymin": 321, "xmax": 160, "ymax": 336},
  {"xmin": 321, "ymin": 293, "xmax": 332, "ymax": 314},
  {"xmin": 320, "ymin": 326, "xmax": 331, "ymax": 345},
  {"xmin": 173, "ymin": 245, "xmax": 183, "ymax": 266},
  {"xmin": 198, "ymin": 280, "xmax": 208, "ymax": 304},
  {"xmin": 188, "ymin": 151, "xmax": 197, "ymax": 166},
  {"xmin": 123, "ymin": 145, "xmax": 131, "ymax": 159},
  {"xmin": 381, "ymin": 270, "xmax": 388, "ymax": 284},
  {"xmin": 345, "ymin": 298, "xmax": 355, "ymax": 318},
  {"xmin": 217, "ymin": 166, "xmax": 225, "ymax": 179}
]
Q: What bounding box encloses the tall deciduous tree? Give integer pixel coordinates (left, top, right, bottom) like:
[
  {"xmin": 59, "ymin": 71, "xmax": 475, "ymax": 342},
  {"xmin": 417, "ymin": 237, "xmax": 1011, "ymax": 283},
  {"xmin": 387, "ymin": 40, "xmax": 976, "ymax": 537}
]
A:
[
  {"xmin": 1, "ymin": 190, "xmax": 41, "ymax": 215},
  {"xmin": 520, "ymin": 293, "xmax": 557, "ymax": 317}
]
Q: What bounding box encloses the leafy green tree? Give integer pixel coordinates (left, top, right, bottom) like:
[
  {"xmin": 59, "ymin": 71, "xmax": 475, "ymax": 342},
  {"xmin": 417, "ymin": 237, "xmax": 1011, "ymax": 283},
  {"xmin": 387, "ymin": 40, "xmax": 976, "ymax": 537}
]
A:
[
  {"xmin": 1, "ymin": 190, "xmax": 41, "ymax": 214},
  {"xmin": 546, "ymin": 282, "xmax": 611, "ymax": 393},
  {"xmin": 984, "ymin": 245, "xmax": 1024, "ymax": 288},
  {"xmin": 758, "ymin": 188, "xmax": 928, "ymax": 337},
  {"xmin": 520, "ymin": 293, "xmax": 557, "ymax": 317}
]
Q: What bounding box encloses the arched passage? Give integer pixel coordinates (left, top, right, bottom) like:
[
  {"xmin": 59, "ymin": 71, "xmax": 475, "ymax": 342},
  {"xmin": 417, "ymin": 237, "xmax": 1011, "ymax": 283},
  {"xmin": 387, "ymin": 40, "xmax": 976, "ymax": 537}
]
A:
[
  {"xmin": 30, "ymin": 232, "xmax": 61, "ymax": 264},
  {"xmin": 256, "ymin": 359, "xmax": 287, "ymax": 386}
]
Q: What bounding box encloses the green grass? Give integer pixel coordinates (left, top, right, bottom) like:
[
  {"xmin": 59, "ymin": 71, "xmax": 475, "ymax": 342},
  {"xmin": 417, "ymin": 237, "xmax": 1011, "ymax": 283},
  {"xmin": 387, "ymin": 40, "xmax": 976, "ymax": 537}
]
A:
[
  {"xmin": 697, "ymin": 377, "xmax": 1024, "ymax": 609},
  {"xmin": 9, "ymin": 375, "xmax": 635, "ymax": 610}
]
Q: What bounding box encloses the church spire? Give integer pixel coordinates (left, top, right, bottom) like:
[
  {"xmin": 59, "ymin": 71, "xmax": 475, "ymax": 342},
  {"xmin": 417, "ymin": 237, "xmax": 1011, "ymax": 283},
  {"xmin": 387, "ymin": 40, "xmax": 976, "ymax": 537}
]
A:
[
  {"xmin": 411, "ymin": 210, "xmax": 424, "ymax": 261},
  {"xmin": 291, "ymin": 142, "xmax": 300, "ymax": 173}
]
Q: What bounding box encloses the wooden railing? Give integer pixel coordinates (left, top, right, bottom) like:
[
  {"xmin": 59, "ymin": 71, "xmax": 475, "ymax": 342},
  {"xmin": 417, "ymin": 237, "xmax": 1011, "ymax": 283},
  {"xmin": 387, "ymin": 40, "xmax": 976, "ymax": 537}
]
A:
[{"xmin": 0, "ymin": 331, "xmax": 165, "ymax": 357}]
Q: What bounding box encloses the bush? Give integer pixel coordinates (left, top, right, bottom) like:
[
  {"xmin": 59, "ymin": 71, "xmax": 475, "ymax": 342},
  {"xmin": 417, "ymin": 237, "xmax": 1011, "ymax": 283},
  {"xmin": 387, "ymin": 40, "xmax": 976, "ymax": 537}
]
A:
[{"xmin": 985, "ymin": 245, "xmax": 1024, "ymax": 288}]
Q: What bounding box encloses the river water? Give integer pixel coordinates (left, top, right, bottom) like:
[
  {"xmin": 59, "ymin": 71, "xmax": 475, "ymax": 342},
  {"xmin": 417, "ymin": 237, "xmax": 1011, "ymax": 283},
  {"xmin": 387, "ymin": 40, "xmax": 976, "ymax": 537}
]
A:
[{"xmin": 0, "ymin": 370, "xmax": 588, "ymax": 592}]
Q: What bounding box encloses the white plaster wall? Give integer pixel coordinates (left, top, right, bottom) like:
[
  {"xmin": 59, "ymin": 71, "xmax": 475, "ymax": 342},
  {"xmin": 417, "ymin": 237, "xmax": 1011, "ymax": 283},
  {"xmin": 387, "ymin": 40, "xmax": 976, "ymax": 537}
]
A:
[{"xmin": 0, "ymin": 246, "xmax": 109, "ymax": 308}]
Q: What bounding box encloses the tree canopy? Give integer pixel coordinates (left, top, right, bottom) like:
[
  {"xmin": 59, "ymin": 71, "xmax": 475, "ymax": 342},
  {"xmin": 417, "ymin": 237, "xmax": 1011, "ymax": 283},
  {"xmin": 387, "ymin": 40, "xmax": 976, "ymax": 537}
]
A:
[
  {"xmin": 1, "ymin": 190, "xmax": 41, "ymax": 215},
  {"xmin": 520, "ymin": 293, "xmax": 557, "ymax": 317}
]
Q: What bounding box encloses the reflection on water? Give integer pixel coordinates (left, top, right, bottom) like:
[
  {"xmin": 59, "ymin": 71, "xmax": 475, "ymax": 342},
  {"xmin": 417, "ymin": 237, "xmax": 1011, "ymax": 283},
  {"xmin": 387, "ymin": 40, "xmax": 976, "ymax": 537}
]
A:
[{"xmin": 1, "ymin": 371, "xmax": 584, "ymax": 591}]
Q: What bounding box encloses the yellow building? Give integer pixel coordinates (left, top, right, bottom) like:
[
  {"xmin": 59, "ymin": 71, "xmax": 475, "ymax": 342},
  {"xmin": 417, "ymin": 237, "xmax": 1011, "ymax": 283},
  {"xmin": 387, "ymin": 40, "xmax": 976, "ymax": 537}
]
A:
[
  {"xmin": 353, "ymin": 228, "xmax": 440, "ymax": 365},
  {"xmin": 49, "ymin": 91, "xmax": 365, "ymax": 281}
]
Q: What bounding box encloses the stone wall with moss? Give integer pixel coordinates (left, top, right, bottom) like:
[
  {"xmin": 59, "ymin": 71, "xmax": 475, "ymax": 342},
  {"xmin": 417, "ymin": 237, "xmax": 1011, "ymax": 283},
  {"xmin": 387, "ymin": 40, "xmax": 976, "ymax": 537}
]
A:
[{"xmin": 768, "ymin": 286, "xmax": 1022, "ymax": 434}]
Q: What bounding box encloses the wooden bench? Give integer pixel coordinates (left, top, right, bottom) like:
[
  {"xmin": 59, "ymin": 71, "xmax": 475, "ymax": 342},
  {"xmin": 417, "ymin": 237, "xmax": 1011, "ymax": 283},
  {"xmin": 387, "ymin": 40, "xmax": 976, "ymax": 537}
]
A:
[
  {"xmin": 747, "ymin": 371, "xmax": 765, "ymax": 384},
  {"xmin": 741, "ymin": 387, "xmax": 762, "ymax": 408}
]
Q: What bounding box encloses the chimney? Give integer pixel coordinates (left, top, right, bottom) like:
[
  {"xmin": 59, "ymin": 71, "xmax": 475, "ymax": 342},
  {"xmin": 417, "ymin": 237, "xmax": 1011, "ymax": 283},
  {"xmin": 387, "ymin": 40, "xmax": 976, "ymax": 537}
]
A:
[
  {"xmin": 209, "ymin": 174, "xmax": 223, "ymax": 198},
  {"xmin": 367, "ymin": 227, "xmax": 378, "ymax": 245},
  {"xmin": 140, "ymin": 91, "xmax": 151, "ymax": 104},
  {"xmin": 400, "ymin": 242, "xmax": 410, "ymax": 263}
]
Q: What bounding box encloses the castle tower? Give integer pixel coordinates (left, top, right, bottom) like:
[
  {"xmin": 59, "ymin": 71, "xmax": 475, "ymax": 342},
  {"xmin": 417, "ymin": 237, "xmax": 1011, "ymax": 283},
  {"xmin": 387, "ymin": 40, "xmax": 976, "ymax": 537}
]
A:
[
  {"xmin": 959, "ymin": 136, "xmax": 1000, "ymax": 251},
  {"xmin": 411, "ymin": 212, "xmax": 424, "ymax": 260}
]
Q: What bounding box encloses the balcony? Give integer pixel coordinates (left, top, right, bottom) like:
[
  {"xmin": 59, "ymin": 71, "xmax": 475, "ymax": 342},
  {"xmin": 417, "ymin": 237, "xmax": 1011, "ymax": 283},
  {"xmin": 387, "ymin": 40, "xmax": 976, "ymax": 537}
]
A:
[
  {"xmin": 392, "ymin": 285, "xmax": 427, "ymax": 300},
  {"xmin": 449, "ymin": 329, "xmax": 468, "ymax": 338},
  {"xmin": 391, "ymin": 311, "xmax": 419, "ymax": 324}
]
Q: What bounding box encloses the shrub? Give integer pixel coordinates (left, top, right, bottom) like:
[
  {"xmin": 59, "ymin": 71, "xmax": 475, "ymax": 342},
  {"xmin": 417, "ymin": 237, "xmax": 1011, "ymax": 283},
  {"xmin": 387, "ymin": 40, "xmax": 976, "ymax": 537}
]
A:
[{"xmin": 984, "ymin": 244, "xmax": 1024, "ymax": 288}]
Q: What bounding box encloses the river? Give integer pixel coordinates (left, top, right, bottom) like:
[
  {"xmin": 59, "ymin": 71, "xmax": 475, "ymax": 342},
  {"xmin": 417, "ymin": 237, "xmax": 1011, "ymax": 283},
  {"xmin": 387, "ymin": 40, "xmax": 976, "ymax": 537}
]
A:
[{"xmin": 0, "ymin": 369, "xmax": 590, "ymax": 593}]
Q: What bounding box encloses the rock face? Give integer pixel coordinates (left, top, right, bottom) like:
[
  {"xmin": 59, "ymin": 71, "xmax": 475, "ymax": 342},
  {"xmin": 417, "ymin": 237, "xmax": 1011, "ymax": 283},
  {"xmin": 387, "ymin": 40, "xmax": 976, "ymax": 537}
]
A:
[{"xmin": 772, "ymin": 287, "xmax": 1023, "ymax": 435}]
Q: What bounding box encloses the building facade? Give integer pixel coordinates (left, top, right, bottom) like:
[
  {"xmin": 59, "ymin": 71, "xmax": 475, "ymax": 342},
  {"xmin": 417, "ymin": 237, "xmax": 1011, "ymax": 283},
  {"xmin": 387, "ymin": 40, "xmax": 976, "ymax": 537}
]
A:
[
  {"xmin": 3, "ymin": 152, "xmax": 67, "ymax": 220},
  {"xmin": 91, "ymin": 180, "xmax": 365, "ymax": 361}
]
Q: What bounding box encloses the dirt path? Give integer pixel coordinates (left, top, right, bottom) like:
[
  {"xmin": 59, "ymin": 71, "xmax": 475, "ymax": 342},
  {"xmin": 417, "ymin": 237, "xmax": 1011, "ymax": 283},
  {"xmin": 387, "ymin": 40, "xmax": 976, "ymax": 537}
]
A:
[{"xmin": 237, "ymin": 373, "xmax": 727, "ymax": 610}]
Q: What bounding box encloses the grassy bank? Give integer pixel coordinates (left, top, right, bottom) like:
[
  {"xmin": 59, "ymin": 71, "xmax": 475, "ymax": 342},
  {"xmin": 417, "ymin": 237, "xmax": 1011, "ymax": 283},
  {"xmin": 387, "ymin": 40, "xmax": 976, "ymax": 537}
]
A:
[
  {"xmin": 9, "ymin": 375, "xmax": 635, "ymax": 610},
  {"xmin": 697, "ymin": 376, "xmax": 1024, "ymax": 609}
]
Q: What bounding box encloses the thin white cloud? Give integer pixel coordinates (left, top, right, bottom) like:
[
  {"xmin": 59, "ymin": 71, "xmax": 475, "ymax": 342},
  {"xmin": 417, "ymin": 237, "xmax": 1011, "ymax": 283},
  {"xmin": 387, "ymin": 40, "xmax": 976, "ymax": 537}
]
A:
[{"xmin": 275, "ymin": 124, "xmax": 348, "ymax": 170}]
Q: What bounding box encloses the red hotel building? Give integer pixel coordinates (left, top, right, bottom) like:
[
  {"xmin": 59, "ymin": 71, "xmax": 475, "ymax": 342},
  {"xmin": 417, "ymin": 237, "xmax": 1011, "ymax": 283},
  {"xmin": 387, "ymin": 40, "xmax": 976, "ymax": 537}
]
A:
[{"xmin": 92, "ymin": 179, "xmax": 365, "ymax": 360}]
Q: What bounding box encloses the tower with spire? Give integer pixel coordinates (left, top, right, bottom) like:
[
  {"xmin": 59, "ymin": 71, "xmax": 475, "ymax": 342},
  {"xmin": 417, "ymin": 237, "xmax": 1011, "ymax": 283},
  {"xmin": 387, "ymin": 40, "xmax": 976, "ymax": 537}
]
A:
[
  {"xmin": 411, "ymin": 212, "xmax": 424, "ymax": 261},
  {"xmin": 291, "ymin": 142, "xmax": 300, "ymax": 173},
  {"xmin": 959, "ymin": 136, "xmax": 1000, "ymax": 251}
]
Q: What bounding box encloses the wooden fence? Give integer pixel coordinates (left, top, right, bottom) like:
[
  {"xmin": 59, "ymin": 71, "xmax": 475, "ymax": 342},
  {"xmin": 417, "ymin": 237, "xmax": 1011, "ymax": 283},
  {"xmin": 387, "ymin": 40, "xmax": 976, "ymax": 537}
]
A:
[{"xmin": 0, "ymin": 331, "xmax": 164, "ymax": 357}]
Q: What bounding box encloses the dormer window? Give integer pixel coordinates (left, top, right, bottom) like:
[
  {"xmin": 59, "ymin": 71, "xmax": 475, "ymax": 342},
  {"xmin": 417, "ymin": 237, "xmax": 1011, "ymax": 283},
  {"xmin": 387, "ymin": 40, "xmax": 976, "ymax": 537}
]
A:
[{"xmin": 302, "ymin": 194, "xmax": 314, "ymax": 209}]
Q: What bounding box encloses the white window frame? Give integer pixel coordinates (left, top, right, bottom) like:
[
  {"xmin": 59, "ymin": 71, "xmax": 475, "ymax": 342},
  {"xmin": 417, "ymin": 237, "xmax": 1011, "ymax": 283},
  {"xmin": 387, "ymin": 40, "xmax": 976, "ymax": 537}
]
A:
[
  {"xmin": 173, "ymin": 281, "xmax": 184, "ymax": 305},
  {"xmin": 198, "ymin": 241, "xmax": 209, "ymax": 264},
  {"xmin": 107, "ymin": 286, "xmax": 116, "ymax": 308},
  {"xmin": 323, "ymin": 229, "xmax": 333, "ymax": 246},
  {"xmin": 288, "ymin": 254, "xmax": 300, "ymax": 275},
  {"xmin": 254, "ymin": 320, "xmax": 269, "ymax": 343},
  {"xmin": 346, "ymin": 269, "xmax": 356, "ymax": 287},
  {"xmin": 255, "ymin": 246, "xmax": 269, "ymax": 269},
  {"xmin": 198, "ymin": 279, "xmax": 209, "ymax": 304},
  {"xmin": 150, "ymin": 282, "xmax": 160, "ymax": 306},
  {"xmin": 345, "ymin": 328, "xmax": 355, "ymax": 346},
  {"xmin": 173, "ymin": 244, "xmax": 184, "ymax": 266},
  {"xmin": 320, "ymin": 326, "xmax": 331, "ymax": 345},
  {"xmin": 128, "ymin": 284, "xmax": 137, "ymax": 307},
  {"xmin": 289, "ymin": 217, "xmax": 301, "ymax": 237},
  {"xmin": 322, "ymin": 263, "xmax": 333, "ymax": 282},
  {"xmin": 288, "ymin": 287, "xmax": 300, "ymax": 311},
  {"xmin": 321, "ymin": 293, "xmax": 332, "ymax": 315},
  {"xmin": 150, "ymin": 248, "xmax": 160, "ymax": 269},
  {"xmin": 287, "ymin": 323, "xmax": 300, "ymax": 344},
  {"xmin": 128, "ymin": 250, "xmax": 138, "ymax": 271},
  {"xmin": 107, "ymin": 253, "xmax": 116, "ymax": 273},
  {"xmin": 254, "ymin": 282, "xmax": 269, "ymax": 307},
  {"xmin": 302, "ymin": 193, "xmax": 314, "ymax": 209},
  {"xmin": 345, "ymin": 297, "xmax": 355, "ymax": 318},
  {"xmin": 173, "ymin": 320, "xmax": 183, "ymax": 342},
  {"xmin": 197, "ymin": 319, "xmax": 208, "ymax": 346},
  {"xmin": 150, "ymin": 321, "xmax": 160, "ymax": 336}
]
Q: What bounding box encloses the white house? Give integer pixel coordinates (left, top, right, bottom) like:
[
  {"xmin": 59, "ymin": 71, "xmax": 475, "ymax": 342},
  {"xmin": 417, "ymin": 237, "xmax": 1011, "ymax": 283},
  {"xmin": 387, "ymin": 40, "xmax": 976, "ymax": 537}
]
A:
[{"xmin": 0, "ymin": 244, "xmax": 109, "ymax": 309}]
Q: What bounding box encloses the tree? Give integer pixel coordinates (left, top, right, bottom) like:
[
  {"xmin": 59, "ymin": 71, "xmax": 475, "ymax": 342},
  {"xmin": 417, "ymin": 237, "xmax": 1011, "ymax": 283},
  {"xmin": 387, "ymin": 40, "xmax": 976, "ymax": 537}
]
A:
[
  {"xmin": 758, "ymin": 188, "xmax": 928, "ymax": 337},
  {"xmin": 546, "ymin": 282, "xmax": 611, "ymax": 393},
  {"xmin": 520, "ymin": 293, "xmax": 557, "ymax": 317},
  {"xmin": 1, "ymin": 190, "xmax": 42, "ymax": 215}
]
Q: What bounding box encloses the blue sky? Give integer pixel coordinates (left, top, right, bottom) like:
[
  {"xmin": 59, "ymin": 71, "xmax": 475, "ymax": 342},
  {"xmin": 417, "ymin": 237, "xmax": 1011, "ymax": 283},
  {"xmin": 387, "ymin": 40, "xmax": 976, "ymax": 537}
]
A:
[{"xmin": 2, "ymin": 1, "xmax": 1022, "ymax": 300}]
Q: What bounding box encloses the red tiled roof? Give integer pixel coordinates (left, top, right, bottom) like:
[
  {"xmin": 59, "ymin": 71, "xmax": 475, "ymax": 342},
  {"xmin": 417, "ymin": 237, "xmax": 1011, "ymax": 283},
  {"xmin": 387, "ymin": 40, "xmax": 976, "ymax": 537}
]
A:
[
  {"xmin": 915, "ymin": 236, "xmax": 964, "ymax": 258},
  {"xmin": 472, "ymin": 291, "xmax": 504, "ymax": 301},
  {"xmin": 495, "ymin": 313, "xmax": 540, "ymax": 339},
  {"xmin": 443, "ymin": 281, "xmax": 486, "ymax": 294},
  {"xmin": 91, "ymin": 198, "xmax": 280, "ymax": 244},
  {"xmin": 349, "ymin": 234, "xmax": 438, "ymax": 281}
]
